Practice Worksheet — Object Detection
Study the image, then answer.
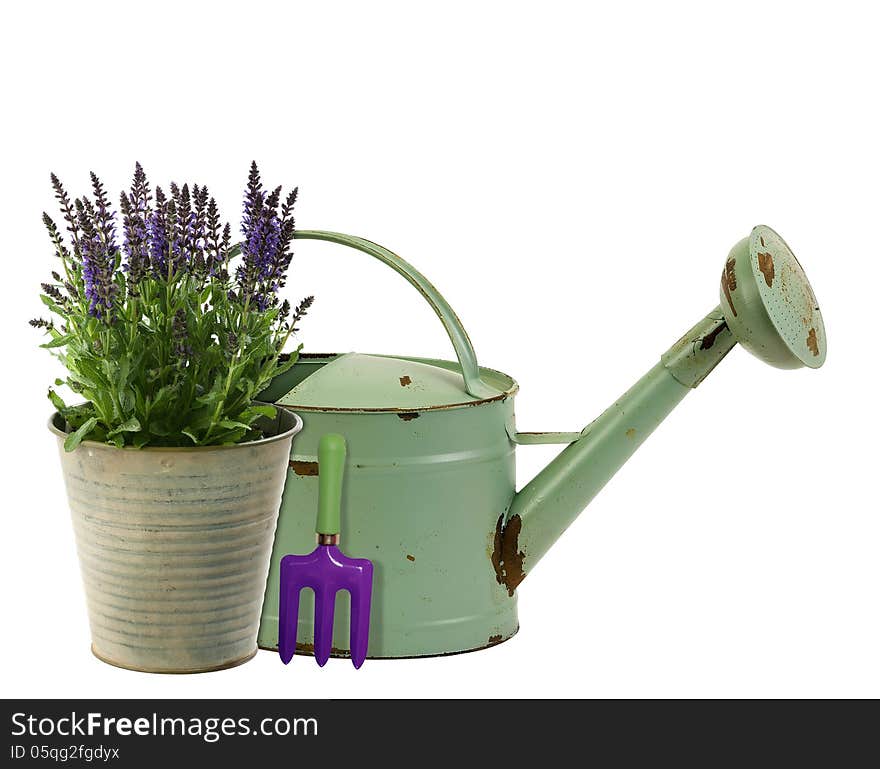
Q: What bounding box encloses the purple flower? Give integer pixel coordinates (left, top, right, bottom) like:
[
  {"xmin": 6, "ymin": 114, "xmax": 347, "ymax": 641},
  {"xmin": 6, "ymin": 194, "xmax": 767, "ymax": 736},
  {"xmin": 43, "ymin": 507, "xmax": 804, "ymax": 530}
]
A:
[
  {"xmin": 237, "ymin": 162, "xmax": 293, "ymax": 308},
  {"xmin": 147, "ymin": 183, "xmax": 206, "ymax": 277},
  {"xmin": 43, "ymin": 164, "xmax": 299, "ymax": 325},
  {"xmin": 172, "ymin": 308, "xmax": 191, "ymax": 360},
  {"xmin": 177, "ymin": 209, "xmax": 204, "ymax": 273},
  {"xmin": 74, "ymin": 193, "xmax": 118, "ymax": 321},
  {"xmin": 90, "ymin": 172, "xmax": 118, "ymax": 252},
  {"xmin": 172, "ymin": 183, "xmax": 193, "ymax": 272},
  {"xmin": 147, "ymin": 205, "xmax": 169, "ymax": 276},
  {"xmin": 120, "ymin": 163, "xmax": 152, "ymax": 292},
  {"xmin": 204, "ymin": 199, "xmax": 227, "ymax": 276},
  {"xmin": 81, "ymin": 233, "xmax": 118, "ymax": 320},
  {"xmin": 191, "ymin": 184, "xmax": 208, "ymax": 275},
  {"xmin": 147, "ymin": 187, "xmax": 182, "ymax": 277},
  {"xmin": 50, "ymin": 173, "xmax": 81, "ymax": 255},
  {"xmin": 237, "ymin": 200, "xmax": 282, "ymax": 309},
  {"xmin": 121, "ymin": 205, "xmax": 149, "ymax": 287}
]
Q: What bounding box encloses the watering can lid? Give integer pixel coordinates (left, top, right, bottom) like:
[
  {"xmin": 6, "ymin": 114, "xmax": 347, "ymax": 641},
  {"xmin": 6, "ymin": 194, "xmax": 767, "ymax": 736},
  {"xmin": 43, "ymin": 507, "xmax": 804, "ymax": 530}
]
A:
[{"xmin": 276, "ymin": 352, "xmax": 511, "ymax": 411}]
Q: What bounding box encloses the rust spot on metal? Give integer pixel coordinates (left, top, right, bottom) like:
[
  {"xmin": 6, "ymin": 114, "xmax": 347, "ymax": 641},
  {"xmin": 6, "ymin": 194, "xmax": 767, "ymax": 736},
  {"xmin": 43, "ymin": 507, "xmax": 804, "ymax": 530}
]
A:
[
  {"xmin": 491, "ymin": 516, "xmax": 504, "ymax": 585},
  {"xmin": 725, "ymin": 257, "xmax": 737, "ymax": 291},
  {"xmin": 279, "ymin": 352, "xmax": 339, "ymax": 361},
  {"xmin": 491, "ymin": 514, "xmax": 526, "ymax": 597},
  {"xmin": 501, "ymin": 516, "xmax": 526, "ymax": 595},
  {"xmin": 487, "ymin": 634, "xmax": 503, "ymax": 646},
  {"xmin": 806, "ymin": 327, "xmax": 819, "ymax": 356},
  {"xmin": 699, "ymin": 320, "xmax": 729, "ymax": 350},
  {"xmin": 406, "ymin": 554, "xmax": 415, "ymax": 562},
  {"xmin": 397, "ymin": 411, "xmax": 420, "ymax": 421},
  {"xmin": 399, "ymin": 375, "xmax": 412, "ymax": 387},
  {"xmin": 757, "ymin": 252, "xmax": 775, "ymax": 287},
  {"xmin": 295, "ymin": 641, "xmax": 348, "ymax": 656},
  {"xmin": 721, "ymin": 257, "xmax": 738, "ymax": 317},
  {"xmin": 289, "ymin": 460, "xmax": 319, "ymax": 476},
  {"xmin": 625, "ymin": 428, "xmax": 637, "ymax": 439}
]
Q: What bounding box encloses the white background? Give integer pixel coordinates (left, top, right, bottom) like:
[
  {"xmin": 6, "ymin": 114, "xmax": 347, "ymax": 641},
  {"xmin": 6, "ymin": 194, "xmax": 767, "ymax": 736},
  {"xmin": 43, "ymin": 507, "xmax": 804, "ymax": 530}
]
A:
[{"xmin": 1, "ymin": 1, "xmax": 877, "ymax": 698}]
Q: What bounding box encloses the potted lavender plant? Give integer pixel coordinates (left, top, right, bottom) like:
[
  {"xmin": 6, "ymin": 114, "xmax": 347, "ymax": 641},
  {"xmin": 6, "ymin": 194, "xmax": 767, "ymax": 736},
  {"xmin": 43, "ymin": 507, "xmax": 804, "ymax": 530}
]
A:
[{"xmin": 35, "ymin": 162, "xmax": 311, "ymax": 673}]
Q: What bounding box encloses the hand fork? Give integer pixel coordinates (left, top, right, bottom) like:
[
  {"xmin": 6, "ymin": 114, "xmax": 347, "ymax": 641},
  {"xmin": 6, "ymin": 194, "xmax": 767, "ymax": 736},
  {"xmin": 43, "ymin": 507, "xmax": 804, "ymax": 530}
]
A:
[{"xmin": 278, "ymin": 433, "xmax": 374, "ymax": 668}]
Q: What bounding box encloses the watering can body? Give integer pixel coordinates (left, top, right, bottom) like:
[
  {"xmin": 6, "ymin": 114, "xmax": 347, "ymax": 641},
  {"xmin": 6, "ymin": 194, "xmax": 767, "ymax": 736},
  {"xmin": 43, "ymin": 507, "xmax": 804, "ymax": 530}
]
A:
[
  {"xmin": 256, "ymin": 230, "xmax": 585, "ymax": 658},
  {"xmin": 258, "ymin": 353, "xmax": 528, "ymax": 657},
  {"xmin": 257, "ymin": 227, "xmax": 826, "ymax": 659}
]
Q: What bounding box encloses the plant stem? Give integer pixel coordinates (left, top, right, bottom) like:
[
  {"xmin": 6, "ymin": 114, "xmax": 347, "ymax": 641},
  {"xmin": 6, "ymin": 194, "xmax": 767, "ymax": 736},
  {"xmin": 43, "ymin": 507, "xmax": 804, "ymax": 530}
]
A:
[{"xmin": 203, "ymin": 291, "xmax": 250, "ymax": 443}]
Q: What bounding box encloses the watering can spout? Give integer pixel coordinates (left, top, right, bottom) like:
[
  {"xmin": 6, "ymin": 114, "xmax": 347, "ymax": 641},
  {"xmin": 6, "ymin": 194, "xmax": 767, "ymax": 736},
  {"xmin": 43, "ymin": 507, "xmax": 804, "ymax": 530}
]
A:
[{"xmin": 495, "ymin": 226, "xmax": 826, "ymax": 595}]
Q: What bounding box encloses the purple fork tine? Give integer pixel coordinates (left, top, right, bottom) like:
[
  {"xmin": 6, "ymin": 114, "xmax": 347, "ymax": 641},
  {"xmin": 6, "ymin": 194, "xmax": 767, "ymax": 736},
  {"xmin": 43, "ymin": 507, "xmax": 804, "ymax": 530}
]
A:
[
  {"xmin": 279, "ymin": 546, "xmax": 373, "ymax": 667},
  {"xmin": 278, "ymin": 556, "xmax": 305, "ymax": 664},
  {"xmin": 313, "ymin": 583, "xmax": 337, "ymax": 667},
  {"xmin": 348, "ymin": 559, "xmax": 374, "ymax": 669},
  {"xmin": 278, "ymin": 434, "xmax": 374, "ymax": 668}
]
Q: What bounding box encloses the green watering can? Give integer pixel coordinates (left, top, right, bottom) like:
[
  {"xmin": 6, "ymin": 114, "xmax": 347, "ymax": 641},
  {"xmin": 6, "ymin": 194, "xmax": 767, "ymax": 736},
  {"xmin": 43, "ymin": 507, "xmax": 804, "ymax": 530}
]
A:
[{"xmin": 257, "ymin": 225, "xmax": 826, "ymax": 659}]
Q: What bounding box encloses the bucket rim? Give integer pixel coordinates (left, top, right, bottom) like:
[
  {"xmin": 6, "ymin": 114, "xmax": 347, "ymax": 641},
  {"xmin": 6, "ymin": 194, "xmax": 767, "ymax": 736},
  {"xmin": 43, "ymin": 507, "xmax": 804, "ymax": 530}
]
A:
[{"xmin": 47, "ymin": 403, "xmax": 303, "ymax": 452}]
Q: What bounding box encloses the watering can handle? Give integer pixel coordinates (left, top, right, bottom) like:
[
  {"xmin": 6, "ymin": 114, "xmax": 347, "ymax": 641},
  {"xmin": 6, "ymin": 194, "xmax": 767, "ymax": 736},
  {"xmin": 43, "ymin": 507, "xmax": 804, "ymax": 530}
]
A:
[{"xmin": 293, "ymin": 230, "xmax": 496, "ymax": 399}]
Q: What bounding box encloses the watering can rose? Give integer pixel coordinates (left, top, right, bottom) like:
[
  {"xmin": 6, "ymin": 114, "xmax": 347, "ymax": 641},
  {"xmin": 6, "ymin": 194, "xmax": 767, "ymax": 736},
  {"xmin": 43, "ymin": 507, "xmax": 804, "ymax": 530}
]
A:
[{"xmin": 34, "ymin": 162, "xmax": 313, "ymax": 449}]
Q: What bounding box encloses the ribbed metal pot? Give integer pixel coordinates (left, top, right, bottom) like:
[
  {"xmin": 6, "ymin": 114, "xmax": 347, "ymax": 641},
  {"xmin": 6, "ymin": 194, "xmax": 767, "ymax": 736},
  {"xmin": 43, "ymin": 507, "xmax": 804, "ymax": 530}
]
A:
[{"xmin": 50, "ymin": 407, "xmax": 302, "ymax": 673}]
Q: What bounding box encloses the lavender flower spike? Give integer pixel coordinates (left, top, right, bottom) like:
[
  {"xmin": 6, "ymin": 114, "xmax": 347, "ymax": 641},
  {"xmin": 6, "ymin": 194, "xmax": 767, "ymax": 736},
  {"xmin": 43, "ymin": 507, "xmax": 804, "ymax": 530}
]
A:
[
  {"xmin": 237, "ymin": 161, "xmax": 294, "ymax": 309},
  {"xmin": 120, "ymin": 163, "xmax": 152, "ymax": 293},
  {"xmin": 148, "ymin": 187, "xmax": 171, "ymax": 277},
  {"xmin": 81, "ymin": 236, "xmax": 118, "ymax": 320},
  {"xmin": 76, "ymin": 196, "xmax": 118, "ymax": 321}
]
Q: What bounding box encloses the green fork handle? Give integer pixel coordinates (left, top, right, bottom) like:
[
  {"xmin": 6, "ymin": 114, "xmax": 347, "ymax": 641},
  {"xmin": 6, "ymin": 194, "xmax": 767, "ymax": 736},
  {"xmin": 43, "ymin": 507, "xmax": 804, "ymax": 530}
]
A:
[
  {"xmin": 316, "ymin": 433, "xmax": 346, "ymax": 536},
  {"xmin": 293, "ymin": 230, "xmax": 496, "ymax": 400}
]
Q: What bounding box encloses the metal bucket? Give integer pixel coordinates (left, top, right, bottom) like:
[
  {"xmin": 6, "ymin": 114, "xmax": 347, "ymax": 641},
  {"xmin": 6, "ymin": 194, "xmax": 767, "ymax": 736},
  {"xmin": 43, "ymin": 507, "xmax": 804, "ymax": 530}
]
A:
[{"xmin": 50, "ymin": 407, "xmax": 302, "ymax": 673}]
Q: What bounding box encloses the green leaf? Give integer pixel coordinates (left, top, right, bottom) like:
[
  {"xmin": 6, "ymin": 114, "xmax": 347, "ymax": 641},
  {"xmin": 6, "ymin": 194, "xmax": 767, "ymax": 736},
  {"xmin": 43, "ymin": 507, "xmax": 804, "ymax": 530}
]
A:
[
  {"xmin": 64, "ymin": 417, "xmax": 98, "ymax": 452},
  {"xmin": 58, "ymin": 402, "xmax": 98, "ymax": 430},
  {"xmin": 107, "ymin": 417, "xmax": 142, "ymax": 437},
  {"xmin": 181, "ymin": 427, "xmax": 201, "ymax": 444},
  {"xmin": 183, "ymin": 406, "xmax": 215, "ymax": 431},
  {"xmin": 65, "ymin": 371, "xmax": 99, "ymax": 390},
  {"xmin": 118, "ymin": 389, "xmax": 135, "ymax": 413},
  {"xmin": 151, "ymin": 384, "xmax": 177, "ymax": 411},
  {"xmin": 195, "ymin": 390, "xmax": 223, "ymax": 408},
  {"xmin": 40, "ymin": 334, "xmax": 74, "ymax": 349},
  {"xmin": 243, "ymin": 404, "xmax": 276, "ymax": 420},
  {"xmin": 39, "ymin": 294, "xmax": 65, "ymax": 314},
  {"xmin": 54, "ymin": 378, "xmax": 65, "ymax": 386},
  {"xmin": 272, "ymin": 348, "xmax": 302, "ymax": 379},
  {"xmin": 208, "ymin": 427, "xmax": 248, "ymax": 445},
  {"xmin": 75, "ymin": 359, "xmax": 109, "ymax": 388},
  {"xmin": 116, "ymin": 357, "xmax": 131, "ymax": 388},
  {"xmin": 218, "ymin": 419, "xmax": 251, "ymax": 431},
  {"xmin": 148, "ymin": 418, "xmax": 174, "ymax": 436},
  {"xmin": 61, "ymin": 402, "xmax": 96, "ymax": 420},
  {"xmin": 47, "ymin": 389, "xmax": 67, "ymax": 412}
]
